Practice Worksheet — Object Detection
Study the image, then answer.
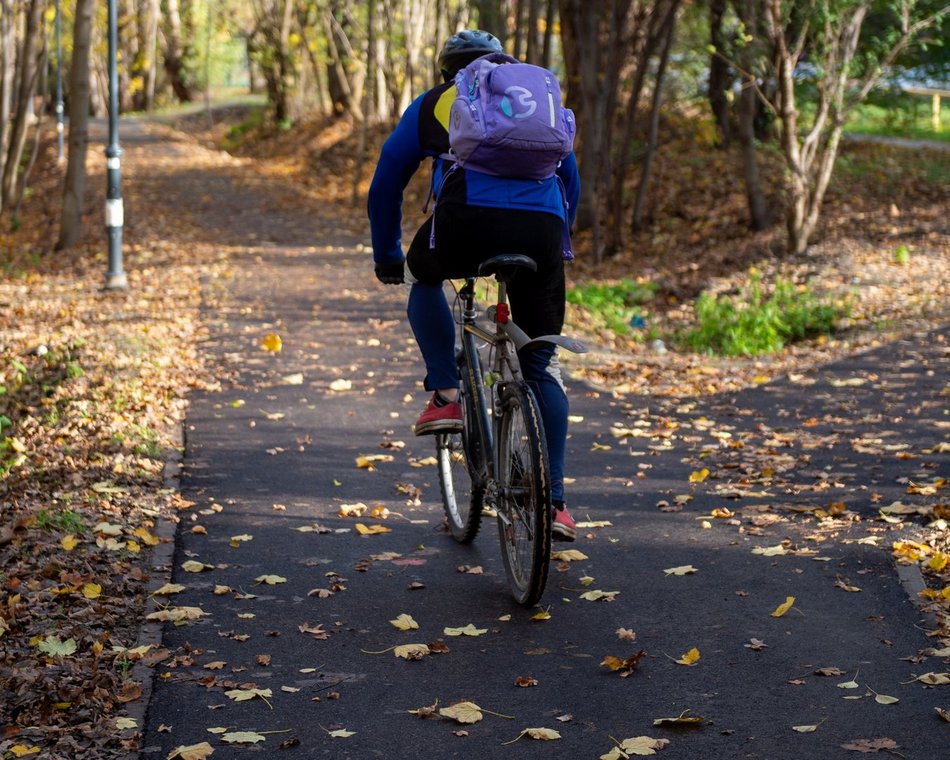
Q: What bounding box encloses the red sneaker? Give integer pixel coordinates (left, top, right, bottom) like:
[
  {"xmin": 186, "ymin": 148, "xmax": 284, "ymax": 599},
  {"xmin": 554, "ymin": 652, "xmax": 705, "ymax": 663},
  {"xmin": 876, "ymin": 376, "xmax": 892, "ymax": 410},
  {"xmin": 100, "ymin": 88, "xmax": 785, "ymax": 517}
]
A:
[
  {"xmin": 413, "ymin": 393, "xmax": 463, "ymax": 435},
  {"xmin": 552, "ymin": 504, "xmax": 576, "ymax": 542}
]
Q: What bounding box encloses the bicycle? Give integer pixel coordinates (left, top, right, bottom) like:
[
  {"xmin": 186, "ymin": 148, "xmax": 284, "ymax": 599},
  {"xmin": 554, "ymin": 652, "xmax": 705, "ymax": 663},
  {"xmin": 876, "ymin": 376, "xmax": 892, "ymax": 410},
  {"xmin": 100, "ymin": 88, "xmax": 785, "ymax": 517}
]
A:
[{"xmin": 434, "ymin": 254, "xmax": 587, "ymax": 606}]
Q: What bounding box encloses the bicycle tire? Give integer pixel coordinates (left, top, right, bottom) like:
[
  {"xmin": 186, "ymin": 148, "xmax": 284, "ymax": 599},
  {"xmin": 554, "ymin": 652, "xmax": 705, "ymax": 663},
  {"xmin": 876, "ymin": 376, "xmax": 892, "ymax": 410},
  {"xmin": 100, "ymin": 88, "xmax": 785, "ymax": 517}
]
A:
[
  {"xmin": 436, "ymin": 333, "xmax": 490, "ymax": 543},
  {"xmin": 495, "ymin": 381, "xmax": 551, "ymax": 606}
]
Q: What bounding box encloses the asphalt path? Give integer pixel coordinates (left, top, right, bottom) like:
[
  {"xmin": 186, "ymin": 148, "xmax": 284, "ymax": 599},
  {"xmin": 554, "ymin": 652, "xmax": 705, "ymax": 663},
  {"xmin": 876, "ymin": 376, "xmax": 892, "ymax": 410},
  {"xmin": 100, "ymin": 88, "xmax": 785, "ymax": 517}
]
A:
[{"xmin": 134, "ymin": 122, "xmax": 950, "ymax": 759}]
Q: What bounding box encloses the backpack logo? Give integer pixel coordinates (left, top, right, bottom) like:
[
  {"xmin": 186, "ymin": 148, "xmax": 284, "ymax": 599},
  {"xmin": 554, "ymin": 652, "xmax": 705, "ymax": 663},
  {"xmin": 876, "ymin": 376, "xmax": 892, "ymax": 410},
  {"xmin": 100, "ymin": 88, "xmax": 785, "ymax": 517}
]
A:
[{"xmin": 501, "ymin": 86, "xmax": 536, "ymax": 119}]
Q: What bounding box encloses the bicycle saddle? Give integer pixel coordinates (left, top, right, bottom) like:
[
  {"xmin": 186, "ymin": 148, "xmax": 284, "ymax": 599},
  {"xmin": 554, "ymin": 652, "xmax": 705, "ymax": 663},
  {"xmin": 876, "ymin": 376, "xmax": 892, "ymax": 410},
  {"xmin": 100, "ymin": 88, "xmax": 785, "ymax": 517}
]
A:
[{"xmin": 478, "ymin": 254, "xmax": 537, "ymax": 281}]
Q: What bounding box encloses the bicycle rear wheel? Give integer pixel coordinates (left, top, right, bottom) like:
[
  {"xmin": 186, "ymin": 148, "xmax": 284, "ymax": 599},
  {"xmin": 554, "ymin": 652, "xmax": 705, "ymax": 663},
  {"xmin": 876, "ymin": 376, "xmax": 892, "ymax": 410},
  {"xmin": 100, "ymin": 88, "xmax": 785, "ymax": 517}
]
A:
[
  {"xmin": 436, "ymin": 334, "xmax": 490, "ymax": 543},
  {"xmin": 495, "ymin": 381, "xmax": 551, "ymax": 606}
]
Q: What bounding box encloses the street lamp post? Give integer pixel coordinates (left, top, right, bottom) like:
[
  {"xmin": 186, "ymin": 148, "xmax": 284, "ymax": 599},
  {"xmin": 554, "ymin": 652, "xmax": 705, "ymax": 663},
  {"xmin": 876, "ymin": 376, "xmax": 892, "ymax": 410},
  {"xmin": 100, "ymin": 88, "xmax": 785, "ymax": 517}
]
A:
[
  {"xmin": 55, "ymin": 0, "xmax": 63, "ymax": 163},
  {"xmin": 104, "ymin": 0, "xmax": 127, "ymax": 290}
]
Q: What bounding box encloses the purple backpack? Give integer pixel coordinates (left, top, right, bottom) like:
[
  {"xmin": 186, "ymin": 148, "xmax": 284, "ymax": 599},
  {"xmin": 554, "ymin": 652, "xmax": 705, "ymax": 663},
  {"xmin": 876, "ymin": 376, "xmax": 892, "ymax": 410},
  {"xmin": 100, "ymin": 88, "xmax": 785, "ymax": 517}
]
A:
[{"xmin": 448, "ymin": 53, "xmax": 575, "ymax": 180}]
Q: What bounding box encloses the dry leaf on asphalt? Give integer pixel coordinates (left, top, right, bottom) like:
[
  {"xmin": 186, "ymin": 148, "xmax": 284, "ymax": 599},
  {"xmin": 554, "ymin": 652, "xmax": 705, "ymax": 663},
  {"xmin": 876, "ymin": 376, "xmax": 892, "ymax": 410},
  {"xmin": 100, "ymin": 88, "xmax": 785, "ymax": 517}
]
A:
[
  {"xmin": 167, "ymin": 742, "xmax": 215, "ymax": 759},
  {"xmin": 394, "ymin": 643, "xmax": 430, "ymax": 660},
  {"xmin": 439, "ymin": 702, "xmax": 483, "ymax": 724},
  {"xmin": 663, "ymin": 565, "xmax": 697, "ymax": 576},
  {"xmin": 771, "ymin": 596, "xmax": 796, "ymax": 617},
  {"xmin": 390, "ymin": 613, "xmax": 419, "ymax": 630},
  {"xmin": 221, "ymin": 731, "xmax": 266, "ymax": 744},
  {"xmin": 444, "ymin": 624, "xmax": 487, "ymax": 637}
]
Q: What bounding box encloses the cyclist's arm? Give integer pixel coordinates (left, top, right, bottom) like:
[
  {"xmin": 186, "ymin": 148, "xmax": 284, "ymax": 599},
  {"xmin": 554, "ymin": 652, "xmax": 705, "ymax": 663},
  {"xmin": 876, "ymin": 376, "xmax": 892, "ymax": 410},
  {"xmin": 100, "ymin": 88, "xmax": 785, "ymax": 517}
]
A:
[
  {"xmin": 367, "ymin": 96, "xmax": 426, "ymax": 266},
  {"xmin": 556, "ymin": 153, "xmax": 580, "ymax": 228}
]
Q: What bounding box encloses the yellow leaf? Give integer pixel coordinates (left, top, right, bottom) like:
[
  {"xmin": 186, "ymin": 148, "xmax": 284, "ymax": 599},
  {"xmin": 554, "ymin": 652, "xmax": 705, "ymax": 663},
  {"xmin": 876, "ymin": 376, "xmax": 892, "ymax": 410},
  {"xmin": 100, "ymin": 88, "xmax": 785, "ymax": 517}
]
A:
[
  {"xmin": 390, "ymin": 614, "xmax": 419, "ymax": 631},
  {"xmin": 224, "ymin": 688, "xmax": 273, "ymax": 703},
  {"xmin": 610, "ymin": 736, "xmax": 670, "ymax": 756},
  {"xmin": 551, "ymin": 549, "xmax": 588, "ymax": 561},
  {"xmin": 875, "ymin": 694, "xmax": 899, "ymax": 704},
  {"xmin": 576, "ymin": 520, "xmax": 612, "ymax": 528},
  {"xmin": 339, "ymin": 502, "xmax": 366, "ymax": 517},
  {"xmin": 914, "ymin": 672, "xmax": 950, "ymax": 685},
  {"xmin": 689, "ymin": 468, "xmax": 710, "ymax": 483},
  {"xmin": 281, "ymin": 373, "xmax": 304, "ymax": 385},
  {"xmin": 792, "ymin": 725, "xmax": 818, "ymax": 733},
  {"xmin": 221, "ymin": 731, "xmax": 266, "ymax": 744},
  {"xmin": 166, "ymin": 742, "xmax": 215, "ymax": 759},
  {"xmin": 145, "ymin": 606, "xmax": 208, "ymax": 622},
  {"xmin": 61, "ymin": 534, "xmax": 79, "ymax": 551},
  {"xmin": 675, "ymin": 647, "xmax": 700, "ymax": 666},
  {"xmin": 134, "ymin": 527, "xmax": 160, "ymax": 546},
  {"xmin": 394, "ymin": 643, "xmax": 430, "ymax": 660},
  {"xmin": 653, "ymin": 712, "xmax": 704, "ymax": 727},
  {"xmin": 254, "ymin": 575, "xmax": 287, "ymax": 585},
  {"xmin": 329, "ymin": 379, "xmax": 353, "ymax": 391},
  {"xmin": 664, "ymin": 565, "xmax": 697, "ymax": 576},
  {"xmin": 928, "ymin": 553, "xmax": 949, "ymax": 572},
  {"xmin": 181, "ymin": 561, "xmax": 212, "ymax": 573},
  {"xmin": 504, "ymin": 727, "xmax": 561, "ymax": 744},
  {"xmin": 356, "ymin": 454, "xmax": 394, "ymax": 470},
  {"xmin": 579, "ymin": 575, "xmax": 595, "ymax": 586},
  {"xmin": 580, "ymin": 590, "xmax": 619, "ymax": 601},
  {"xmin": 82, "ymin": 583, "xmax": 102, "ymax": 599},
  {"xmin": 116, "ymin": 717, "xmax": 137, "ymax": 730},
  {"xmin": 591, "ymin": 442, "xmax": 612, "ymax": 451},
  {"xmin": 439, "ymin": 702, "xmax": 484, "ymax": 724},
  {"xmin": 127, "ymin": 541, "xmax": 141, "ymax": 554},
  {"xmin": 444, "ymin": 624, "xmax": 487, "ymax": 637},
  {"xmin": 327, "ymin": 728, "xmax": 355, "ymax": 738},
  {"xmin": 531, "ymin": 609, "xmax": 551, "ymax": 621},
  {"xmin": 771, "ymin": 596, "xmax": 796, "ymax": 617},
  {"xmin": 355, "ymin": 523, "xmax": 391, "ymax": 535},
  {"xmin": 753, "ymin": 545, "xmax": 788, "ymax": 556},
  {"xmin": 261, "ymin": 333, "xmax": 282, "ymax": 352},
  {"xmin": 9, "ymin": 745, "xmax": 40, "ymax": 757}
]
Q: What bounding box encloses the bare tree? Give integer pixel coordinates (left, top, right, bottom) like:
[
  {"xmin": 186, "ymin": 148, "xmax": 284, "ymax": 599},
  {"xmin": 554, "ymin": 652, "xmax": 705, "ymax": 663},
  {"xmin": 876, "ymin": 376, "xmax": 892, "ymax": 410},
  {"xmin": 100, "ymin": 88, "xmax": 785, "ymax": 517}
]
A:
[
  {"xmin": 1, "ymin": 0, "xmax": 45, "ymax": 212},
  {"xmin": 763, "ymin": 0, "xmax": 949, "ymax": 254},
  {"xmin": 163, "ymin": 0, "xmax": 195, "ymax": 102},
  {"xmin": 57, "ymin": 0, "xmax": 95, "ymax": 250}
]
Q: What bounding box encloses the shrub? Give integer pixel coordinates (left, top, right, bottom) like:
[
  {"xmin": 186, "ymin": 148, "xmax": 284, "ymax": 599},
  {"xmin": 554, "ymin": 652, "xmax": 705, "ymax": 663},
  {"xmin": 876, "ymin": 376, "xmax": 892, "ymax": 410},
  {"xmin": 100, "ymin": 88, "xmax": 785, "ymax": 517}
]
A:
[
  {"xmin": 681, "ymin": 272, "xmax": 847, "ymax": 356},
  {"xmin": 566, "ymin": 279, "xmax": 658, "ymax": 336}
]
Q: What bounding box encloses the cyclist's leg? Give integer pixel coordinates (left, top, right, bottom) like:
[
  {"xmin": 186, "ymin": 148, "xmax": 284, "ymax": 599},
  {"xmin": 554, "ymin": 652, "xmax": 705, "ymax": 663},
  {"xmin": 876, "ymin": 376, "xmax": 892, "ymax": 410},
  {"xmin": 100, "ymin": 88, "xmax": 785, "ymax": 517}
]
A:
[{"xmin": 407, "ymin": 282, "xmax": 457, "ymax": 392}]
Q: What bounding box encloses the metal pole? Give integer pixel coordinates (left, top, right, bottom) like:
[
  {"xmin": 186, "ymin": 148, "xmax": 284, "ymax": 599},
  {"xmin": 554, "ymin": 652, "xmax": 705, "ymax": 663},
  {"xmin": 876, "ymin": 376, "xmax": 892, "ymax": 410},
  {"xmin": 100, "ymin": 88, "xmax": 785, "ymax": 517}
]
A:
[
  {"xmin": 105, "ymin": 0, "xmax": 127, "ymax": 290},
  {"xmin": 55, "ymin": 0, "xmax": 64, "ymax": 163}
]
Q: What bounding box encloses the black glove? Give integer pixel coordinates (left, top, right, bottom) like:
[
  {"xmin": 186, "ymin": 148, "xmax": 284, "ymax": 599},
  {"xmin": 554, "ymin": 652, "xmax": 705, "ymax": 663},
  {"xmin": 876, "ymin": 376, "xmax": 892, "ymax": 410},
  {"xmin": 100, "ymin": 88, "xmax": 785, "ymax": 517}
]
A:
[{"xmin": 375, "ymin": 259, "xmax": 405, "ymax": 285}]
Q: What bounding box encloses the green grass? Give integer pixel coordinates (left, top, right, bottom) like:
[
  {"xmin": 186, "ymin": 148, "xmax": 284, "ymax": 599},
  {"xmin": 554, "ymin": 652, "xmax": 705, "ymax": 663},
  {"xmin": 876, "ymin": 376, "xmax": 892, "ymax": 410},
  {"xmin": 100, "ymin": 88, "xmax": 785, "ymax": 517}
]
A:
[
  {"xmin": 681, "ymin": 272, "xmax": 848, "ymax": 357},
  {"xmin": 566, "ymin": 279, "xmax": 659, "ymax": 337},
  {"xmin": 844, "ymin": 89, "xmax": 950, "ymax": 144}
]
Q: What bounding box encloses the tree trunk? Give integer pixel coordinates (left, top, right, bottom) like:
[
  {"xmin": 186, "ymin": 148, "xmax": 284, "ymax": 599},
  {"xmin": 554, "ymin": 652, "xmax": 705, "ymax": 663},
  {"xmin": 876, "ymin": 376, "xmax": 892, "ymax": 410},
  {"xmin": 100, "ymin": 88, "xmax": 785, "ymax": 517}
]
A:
[
  {"xmin": 2, "ymin": 0, "xmax": 44, "ymax": 211},
  {"xmin": 541, "ymin": 0, "xmax": 556, "ymax": 68},
  {"xmin": 733, "ymin": 0, "xmax": 769, "ymax": 230},
  {"xmin": 474, "ymin": 0, "xmax": 508, "ymax": 42},
  {"xmin": 0, "ymin": 0, "xmax": 16, "ymax": 205},
  {"xmin": 163, "ymin": 0, "xmax": 194, "ymax": 102},
  {"xmin": 144, "ymin": 0, "xmax": 161, "ymax": 110},
  {"xmin": 524, "ymin": 0, "xmax": 541, "ymax": 63},
  {"xmin": 708, "ymin": 0, "xmax": 731, "ymax": 147},
  {"xmin": 631, "ymin": 1, "xmax": 678, "ymax": 231},
  {"xmin": 57, "ymin": 0, "xmax": 94, "ymax": 250}
]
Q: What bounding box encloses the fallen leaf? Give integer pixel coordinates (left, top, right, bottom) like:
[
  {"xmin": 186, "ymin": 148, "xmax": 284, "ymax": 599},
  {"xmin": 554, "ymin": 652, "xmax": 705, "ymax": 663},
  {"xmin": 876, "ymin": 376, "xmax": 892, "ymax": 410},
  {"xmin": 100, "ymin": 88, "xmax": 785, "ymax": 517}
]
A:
[
  {"xmin": 152, "ymin": 583, "xmax": 186, "ymax": 596},
  {"xmin": 329, "ymin": 378, "xmax": 353, "ymax": 391},
  {"xmin": 689, "ymin": 468, "xmax": 710, "ymax": 483},
  {"xmin": 166, "ymin": 742, "xmax": 215, "ymax": 759},
  {"xmin": 355, "ymin": 523, "xmax": 392, "ymax": 535},
  {"xmin": 254, "ymin": 574, "xmax": 287, "ymax": 585},
  {"xmin": 327, "ymin": 728, "xmax": 355, "ymax": 738},
  {"xmin": 338, "ymin": 502, "xmax": 367, "ymax": 517},
  {"xmin": 221, "ymin": 731, "xmax": 266, "ymax": 744},
  {"xmin": 261, "ymin": 333, "xmax": 282, "ymax": 352},
  {"xmin": 224, "ymin": 688, "xmax": 272, "ymax": 704},
  {"xmin": 394, "ymin": 643, "xmax": 430, "ymax": 660},
  {"xmin": 390, "ymin": 614, "xmax": 419, "ymax": 631},
  {"xmin": 840, "ymin": 737, "xmax": 900, "ymax": 753},
  {"xmin": 664, "ymin": 565, "xmax": 697, "ymax": 576},
  {"xmin": 515, "ymin": 676, "xmax": 538, "ymax": 687},
  {"xmin": 771, "ymin": 596, "xmax": 796, "ymax": 617},
  {"xmin": 617, "ymin": 628, "xmax": 637, "ymax": 641},
  {"xmin": 675, "ymin": 647, "xmax": 701, "ymax": 666},
  {"xmin": 439, "ymin": 701, "xmax": 483, "ymax": 724},
  {"xmin": 792, "ymin": 725, "xmax": 819, "ymax": 733},
  {"xmin": 603, "ymin": 735, "xmax": 671, "ymax": 757},
  {"xmin": 580, "ymin": 589, "xmax": 620, "ymax": 601},
  {"xmin": 444, "ymin": 624, "xmax": 487, "ymax": 637},
  {"xmin": 504, "ymin": 727, "xmax": 561, "ymax": 743},
  {"xmin": 551, "ymin": 549, "xmax": 588, "ymax": 561},
  {"xmin": 181, "ymin": 561, "xmax": 212, "ymax": 573},
  {"xmin": 745, "ymin": 638, "xmax": 768, "ymax": 650},
  {"xmin": 752, "ymin": 545, "xmax": 788, "ymax": 556},
  {"xmin": 653, "ymin": 712, "xmax": 704, "ymax": 728},
  {"xmin": 874, "ymin": 694, "xmax": 899, "ymax": 705},
  {"xmin": 37, "ymin": 636, "xmax": 77, "ymax": 657}
]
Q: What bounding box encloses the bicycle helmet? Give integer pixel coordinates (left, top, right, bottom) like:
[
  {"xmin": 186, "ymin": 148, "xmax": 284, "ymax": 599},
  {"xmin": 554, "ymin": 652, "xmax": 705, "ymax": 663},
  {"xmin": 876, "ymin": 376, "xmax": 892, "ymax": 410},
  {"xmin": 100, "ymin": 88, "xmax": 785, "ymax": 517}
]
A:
[{"xmin": 438, "ymin": 30, "xmax": 503, "ymax": 81}]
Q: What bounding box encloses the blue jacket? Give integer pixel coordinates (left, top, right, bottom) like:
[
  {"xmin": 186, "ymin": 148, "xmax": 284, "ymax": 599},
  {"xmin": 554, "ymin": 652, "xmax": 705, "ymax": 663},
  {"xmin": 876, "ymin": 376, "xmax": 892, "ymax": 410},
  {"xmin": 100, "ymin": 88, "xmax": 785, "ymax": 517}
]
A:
[{"xmin": 368, "ymin": 81, "xmax": 581, "ymax": 266}]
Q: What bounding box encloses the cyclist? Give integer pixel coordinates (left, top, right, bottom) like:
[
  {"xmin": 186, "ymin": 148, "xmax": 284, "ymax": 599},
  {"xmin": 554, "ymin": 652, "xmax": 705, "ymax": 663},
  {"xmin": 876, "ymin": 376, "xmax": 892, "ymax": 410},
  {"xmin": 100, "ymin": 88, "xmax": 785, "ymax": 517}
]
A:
[{"xmin": 367, "ymin": 30, "xmax": 580, "ymax": 542}]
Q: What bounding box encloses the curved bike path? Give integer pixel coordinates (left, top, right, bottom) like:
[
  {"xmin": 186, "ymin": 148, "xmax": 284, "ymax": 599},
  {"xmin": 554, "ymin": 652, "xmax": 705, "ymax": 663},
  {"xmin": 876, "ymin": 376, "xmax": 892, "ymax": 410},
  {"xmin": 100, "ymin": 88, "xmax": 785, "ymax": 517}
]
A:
[{"xmin": 129, "ymin": 119, "xmax": 950, "ymax": 759}]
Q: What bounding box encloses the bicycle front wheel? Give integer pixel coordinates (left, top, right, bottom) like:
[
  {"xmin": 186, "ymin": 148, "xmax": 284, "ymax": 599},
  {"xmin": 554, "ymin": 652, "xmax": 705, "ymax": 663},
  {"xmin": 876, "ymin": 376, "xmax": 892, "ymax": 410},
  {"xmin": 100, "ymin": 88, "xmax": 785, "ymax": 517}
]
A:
[
  {"xmin": 436, "ymin": 335, "xmax": 489, "ymax": 543},
  {"xmin": 495, "ymin": 382, "xmax": 551, "ymax": 606}
]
